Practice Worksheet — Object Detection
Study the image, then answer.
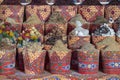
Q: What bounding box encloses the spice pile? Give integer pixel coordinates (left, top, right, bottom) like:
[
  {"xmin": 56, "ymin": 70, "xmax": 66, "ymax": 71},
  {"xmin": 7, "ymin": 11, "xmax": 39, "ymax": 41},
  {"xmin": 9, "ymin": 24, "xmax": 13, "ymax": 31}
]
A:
[
  {"xmin": 45, "ymin": 27, "xmax": 65, "ymax": 45},
  {"xmin": 69, "ymin": 14, "xmax": 89, "ymax": 36},
  {"xmin": 49, "ymin": 40, "xmax": 70, "ymax": 59},
  {"xmin": 69, "ymin": 14, "xmax": 88, "ymax": 26},
  {"xmin": 79, "ymin": 43, "xmax": 98, "ymax": 53},
  {"xmin": 24, "ymin": 14, "xmax": 42, "ymax": 24},
  {"xmin": 96, "ymin": 37, "xmax": 120, "ymax": 51},
  {"xmin": 93, "ymin": 23, "xmax": 115, "ymax": 36},
  {"xmin": 47, "ymin": 12, "xmax": 66, "ymax": 23}
]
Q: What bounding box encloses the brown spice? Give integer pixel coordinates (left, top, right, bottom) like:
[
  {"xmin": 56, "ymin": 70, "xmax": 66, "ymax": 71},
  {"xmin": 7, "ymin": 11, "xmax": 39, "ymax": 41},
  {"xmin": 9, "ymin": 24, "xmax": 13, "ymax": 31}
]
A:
[
  {"xmin": 69, "ymin": 14, "xmax": 88, "ymax": 25},
  {"xmin": 94, "ymin": 16, "xmax": 108, "ymax": 24},
  {"xmin": 79, "ymin": 43, "xmax": 98, "ymax": 53},
  {"xmin": 24, "ymin": 42, "xmax": 44, "ymax": 53},
  {"xmin": 96, "ymin": 37, "xmax": 120, "ymax": 51},
  {"xmin": 47, "ymin": 12, "xmax": 67, "ymax": 23},
  {"xmin": 49, "ymin": 40, "xmax": 70, "ymax": 59},
  {"xmin": 24, "ymin": 14, "xmax": 42, "ymax": 24}
]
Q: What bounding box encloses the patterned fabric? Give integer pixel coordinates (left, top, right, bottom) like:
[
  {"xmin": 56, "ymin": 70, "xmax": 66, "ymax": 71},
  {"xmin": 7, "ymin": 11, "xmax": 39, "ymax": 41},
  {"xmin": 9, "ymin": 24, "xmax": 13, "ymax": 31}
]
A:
[
  {"xmin": 49, "ymin": 52, "xmax": 71, "ymax": 74},
  {"xmin": 78, "ymin": 6, "xmax": 104, "ymax": 22},
  {"xmin": 92, "ymin": 36, "xmax": 115, "ymax": 45},
  {"xmin": 102, "ymin": 51, "xmax": 120, "ymax": 74},
  {"xmin": 68, "ymin": 36, "xmax": 90, "ymax": 49},
  {"xmin": 23, "ymin": 51, "xmax": 46, "ymax": 74},
  {"xmin": 23, "ymin": 24, "xmax": 44, "ymax": 43},
  {"xmin": 105, "ymin": 5, "xmax": 120, "ymax": 21},
  {"xmin": 45, "ymin": 23, "xmax": 67, "ymax": 35},
  {"xmin": 0, "ymin": 5, "xmax": 24, "ymax": 23},
  {"xmin": 0, "ymin": 49, "xmax": 16, "ymax": 75},
  {"xmin": 52, "ymin": 6, "xmax": 77, "ymax": 21},
  {"xmin": 78, "ymin": 51, "xmax": 99, "ymax": 74},
  {"xmin": 26, "ymin": 5, "xmax": 51, "ymax": 22}
]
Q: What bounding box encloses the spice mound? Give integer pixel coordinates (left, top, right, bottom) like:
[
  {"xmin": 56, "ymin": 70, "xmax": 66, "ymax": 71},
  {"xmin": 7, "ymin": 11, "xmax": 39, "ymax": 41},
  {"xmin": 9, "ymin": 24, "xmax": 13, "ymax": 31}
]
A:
[
  {"xmin": 47, "ymin": 12, "xmax": 66, "ymax": 23},
  {"xmin": 45, "ymin": 27, "xmax": 65, "ymax": 45},
  {"xmin": 24, "ymin": 42, "xmax": 43, "ymax": 53},
  {"xmin": 24, "ymin": 14, "xmax": 42, "ymax": 24},
  {"xmin": 93, "ymin": 23, "xmax": 115, "ymax": 36},
  {"xmin": 69, "ymin": 14, "xmax": 89, "ymax": 36},
  {"xmin": 94, "ymin": 16, "xmax": 108, "ymax": 24},
  {"xmin": 79, "ymin": 43, "xmax": 98, "ymax": 53},
  {"xmin": 96, "ymin": 37, "xmax": 120, "ymax": 51},
  {"xmin": 49, "ymin": 40, "xmax": 70, "ymax": 59},
  {"xmin": 69, "ymin": 14, "xmax": 88, "ymax": 25},
  {"xmin": 70, "ymin": 21, "xmax": 89, "ymax": 36}
]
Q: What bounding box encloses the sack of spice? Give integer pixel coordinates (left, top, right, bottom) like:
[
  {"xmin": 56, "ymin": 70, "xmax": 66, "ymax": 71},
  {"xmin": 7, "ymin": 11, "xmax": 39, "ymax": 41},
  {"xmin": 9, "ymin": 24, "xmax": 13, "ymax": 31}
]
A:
[
  {"xmin": 23, "ymin": 14, "xmax": 44, "ymax": 43},
  {"xmin": 17, "ymin": 18, "xmax": 43, "ymax": 72},
  {"xmin": 68, "ymin": 14, "xmax": 90, "ymax": 49},
  {"xmin": 22, "ymin": 42, "xmax": 46, "ymax": 74},
  {"xmin": 74, "ymin": 43, "xmax": 99, "ymax": 74},
  {"xmin": 101, "ymin": 40, "xmax": 120, "ymax": 74},
  {"xmin": 52, "ymin": 6, "xmax": 77, "ymax": 21},
  {"xmin": 0, "ymin": 38, "xmax": 16, "ymax": 75},
  {"xmin": 91, "ymin": 17, "xmax": 115, "ymax": 44},
  {"xmin": 26, "ymin": 5, "xmax": 51, "ymax": 22},
  {"xmin": 45, "ymin": 12, "xmax": 67, "ymax": 50},
  {"xmin": 90, "ymin": 16, "xmax": 112, "ymax": 34},
  {"xmin": 48, "ymin": 40, "xmax": 71, "ymax": 74}
]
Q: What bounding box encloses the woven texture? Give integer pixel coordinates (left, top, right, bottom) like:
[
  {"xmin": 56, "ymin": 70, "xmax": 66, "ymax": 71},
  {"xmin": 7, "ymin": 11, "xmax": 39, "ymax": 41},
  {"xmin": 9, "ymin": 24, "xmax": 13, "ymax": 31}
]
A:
[
  {"xmin": 105, "ymin": 5, "xmax": 120, "ymax": 21},
  {"xmin": 26, "ymin": 5, "xmax": 51, "ymax": 22},
  {"xmin": 0, "ymin": 5, "xmax": 24, "ymax": 23},
  {"xmin": 101, "ymin": 51, "xmax": 120, "ymax": 74},
  {"xmin": 52, "ymin": 6, "xmax": 77, "ymax": 21},
  {"xmin": 78, "ymin": 5, "xmax": 104, "ymax": 22},
  {"xmin": 23, "ymin": 51, "xmax": 46, "ymax": 74}
]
